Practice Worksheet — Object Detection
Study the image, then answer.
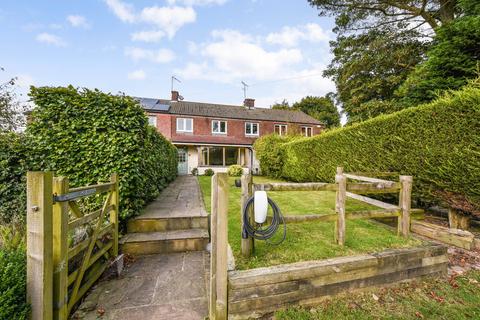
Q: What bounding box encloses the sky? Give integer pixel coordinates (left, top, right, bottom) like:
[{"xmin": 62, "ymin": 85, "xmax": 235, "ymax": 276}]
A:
[{"xmin": 0, "ymin": 0, "xmax": 336, "ymax": 108}]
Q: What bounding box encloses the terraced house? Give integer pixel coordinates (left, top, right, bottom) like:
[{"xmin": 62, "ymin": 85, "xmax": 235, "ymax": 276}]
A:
[{"xmin": 138, "ymin": 91, "xmax": 323, "ymax": 175}]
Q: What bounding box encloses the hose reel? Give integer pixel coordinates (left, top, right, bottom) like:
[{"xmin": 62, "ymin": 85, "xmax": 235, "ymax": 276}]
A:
[{"xmin": 242, "ymin": 191, "xmax": 286, "ymax": 245}]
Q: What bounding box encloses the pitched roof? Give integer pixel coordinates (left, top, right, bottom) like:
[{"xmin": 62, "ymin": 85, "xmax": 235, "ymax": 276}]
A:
[{"xmin": 137, "ymin": 98, "xmax": 323, "ymax": 125}]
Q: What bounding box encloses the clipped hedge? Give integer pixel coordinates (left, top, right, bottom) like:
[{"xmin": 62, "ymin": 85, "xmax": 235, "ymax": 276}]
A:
[
  {"xmin": 27, "ymin": 86, "xmax": 177, "ymax": 222},
  {"xmin": 258, "ymin": 83, "xmax": 480, "ymax": 212},
  {"xmin": 0, "ymin": 133, "xmax": 27, "ymax": 224},
  {"xmin": 254, "ymin": 134, "xmax": 301, "ymax": 178},
  {"xmin": 0, "ymin": 248, "xmax": 29, "ymax": 320}
]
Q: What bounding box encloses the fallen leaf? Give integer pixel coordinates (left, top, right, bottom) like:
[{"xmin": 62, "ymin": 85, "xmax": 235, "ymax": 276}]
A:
[
  {"xmin": 97, "ymin": 307, "xmax": 105, "ymax": 317},
  {"xmin": 372, "ymin": 293, "xmax": 379, "ymax": 301},
  {"xmin": 415, "ymin": 311, "xmax": 424, "ymax": 318}
]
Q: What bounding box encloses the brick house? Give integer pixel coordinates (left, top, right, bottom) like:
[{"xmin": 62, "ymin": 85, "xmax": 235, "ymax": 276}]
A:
[{"xmin": 137, "ymin": 91, "xmax": 323, "ymax": 175}]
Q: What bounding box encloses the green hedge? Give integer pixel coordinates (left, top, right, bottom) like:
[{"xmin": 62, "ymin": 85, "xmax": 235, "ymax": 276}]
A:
[
  {"xmin": 0, "ymin": 248, "xmax": 29, "ymax": 320},
  {"xmin": 257, "ymin": 82, "xmax": 480, "ymax": 211},
  {"xmin": 0, "ymin": 133, "xmax": 27, "ymax": 224},
  {"xmin": 27, "ymin": 86, "xmax": 177, "ymax": 223},
  {"xmin": 254, "ymin": 134, "xmax": 302, "ymax": 178}
]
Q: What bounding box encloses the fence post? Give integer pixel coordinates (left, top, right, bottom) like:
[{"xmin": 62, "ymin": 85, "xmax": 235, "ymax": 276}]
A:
[
  {"xmin": 215, "ymin": 173, "xmax": 229, "ymax": 320},
  {"xmin": 209, "ymin": 174, "xmax": 218, "ymax": 320},
  {"xmin": 335, "ymin": 167, "xmax": 346, "ymax": 246},
  {"xmin": 110, "ymin": 173, "xmax": 119, "ymax": 256},
  {"xmin": 27, "ymin": 171, "xmax": 53, "ymax": 320},
  {"xmin": 398, "ymin": 176, "xmax": 413, "ymax": 237},
  {"xmin": 241, "ymin": 173, "xmax": 253, "ymax": 257},
  {"xmin": 52, "ymin": 177, "xmax": 69, "ymax": 320}
]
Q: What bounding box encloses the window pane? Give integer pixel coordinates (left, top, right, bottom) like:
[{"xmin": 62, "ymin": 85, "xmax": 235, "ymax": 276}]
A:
[
  {"xmin": 177, "ymin": 119, "xmax": 184, "ymax": 131},
  {"xmin": 185, "ymin": 119, "xmax": 192, "ymax": 131},
  {"xmin": 274, "ymin": 125, "xmax": 280, "ymax": 134},
  {"xmin": 225, "ymin": 147, "xmax": 238, "ymax": 166},
  {"xmin": 252, "ymin": 123, "xmax": 258, "ymax": 135},
  {"xmin": 282, "ymin": 125, "xmax": 287, "ymax": 135},
  {"xmin": 212, "ymin": 121, "xmax": 219, "ymax": 133},
  {"xmin": 245, "ymin": 123, "xmax": 251, "ymax": 134},
  {"xmin": 209, "ymin": 147, "xmax": 223, "ymax": 165},
  {"xmin": 220, "ymin": 121, "xmax": 226, "ymax": 133}
]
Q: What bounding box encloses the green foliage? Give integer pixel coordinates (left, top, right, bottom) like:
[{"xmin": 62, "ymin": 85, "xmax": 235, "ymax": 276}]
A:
[
  {"xmin": 0, "ymin": 248, "xmax": 29, "ymax": 320},
  {"xmin": 0, "ymin": 132, "xmax": 27, "ymax": 224},
  {"xmin": 324, "ymin": 27, "xmax": 428, "ymax": 123},
  {"xmin": 270, "ymin": 99, "xmax": 290, "ymax": 110},
  {"xmin": 227, "ymin": 165, "xmax": 243, "ymax": 177},
  {"xmin": 191, "ymin": 167, "xmax": 198, "ymax": 176},
  {"xmin": 258, "ymin": 82, "xmax": 480, "ymax": 212},
  {"xmin": 398, "ymin": 12, "xmax": 480, "ymax": 105},
  {"xmin": 26, "ymin": 86, "xmax": 177, "ymax": 223},
  {"xmin": 203, "ymin": 168, "xmax": 214, "ymax": 176},
  {"xmin": 292, "ymin": 96, "xmax": 340, "ymax": 128},
  {"xmin": 254, "ymin": 134, "xmax": 301, "ymax": 178}
]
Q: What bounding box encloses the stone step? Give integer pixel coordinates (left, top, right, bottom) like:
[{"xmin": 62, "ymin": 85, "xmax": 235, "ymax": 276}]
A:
[
  {"xmin": 127, "ymin": 214, "xmax": 208, "ymax": 233},
  {"xmin": 120, "ymin": 229, "xmax": 210, "ymax": 255}
]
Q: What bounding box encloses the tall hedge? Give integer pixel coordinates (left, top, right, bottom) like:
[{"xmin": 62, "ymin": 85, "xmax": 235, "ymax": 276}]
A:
[
  {"xmin": 257, "ymin": 82, "xmax": 480, "ymax": 213},
  {"xmin": 27, "ymin": 86, "xmax": 177, "ymax": 222},
  {"xmin": 0, "ymin": 248, "xmax": 29, "ymax": 320},
  {"xmin": 0, "ymin": 133, "xmax": 27, "ymax": 224},
  {"xmin": 254, "ymin": 134, "xmax": 302, "ymax": 178}
]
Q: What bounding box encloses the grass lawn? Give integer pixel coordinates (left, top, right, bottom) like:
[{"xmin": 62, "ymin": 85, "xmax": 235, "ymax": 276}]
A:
[
  {"xmin": 275, "ymin": 271, "xmax": 480, "ymax": 320},
  {"xmin": 198, "ymin": 176, "xmax": 422, "ymax": 270}
]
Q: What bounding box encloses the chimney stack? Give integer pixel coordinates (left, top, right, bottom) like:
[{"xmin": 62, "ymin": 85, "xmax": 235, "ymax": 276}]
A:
[
  {"xmin": 171, "ymin": 90, "xmax": 179, "ymax": 102},
  {"xmin": 244, "ymin": 98, "xmax": 255, "ymax": 109}
]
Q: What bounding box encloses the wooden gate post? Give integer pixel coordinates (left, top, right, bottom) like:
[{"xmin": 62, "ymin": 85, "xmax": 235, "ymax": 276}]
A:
[
  {"xmin": 241, "ymin": 173, "xmax": 253, "ymax": 257},
  {"xmin": 52, "ymin": 177, "xmax": 69, "ymax": 320},
  {"xmin": 110, "ymin": 173, "xmax": 119, "ymax": 256},
  {"xmin": 398, "ymin": 176, "xmax": 413, "ymax": 237},
  {"xmin": 335, "ymin": 167, "xmax": 346, "ymax": 246},
  {"xmin": 210, "ymin": 173, "xmax": 229, "ymax": 320},
  {"xmin": 27, "ymin": 171, "xmax": 54, "ymax": 320}
]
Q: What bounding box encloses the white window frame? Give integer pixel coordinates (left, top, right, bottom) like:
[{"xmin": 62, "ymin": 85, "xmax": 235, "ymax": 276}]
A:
[
  {"xmin": 274, "ymin": 124, "xmax": 288, "ymax": 136},
  {"xmin": 176, "ymin": 118, "xmax": 193, "ymax": 133},
  {"xmin": 245, "ymin": 122, "xmax": 259, "ymax": 136},
  {"xmin": 212, "ymin": 120, "xmax": 227, "ymax": 134},
  {"xmin": 302, "ymin": 126, "xmax": 313, "ymax": 137},
  {"xmin": 148, "ymin": 115, "xmax": 157, "ymax": 127}
]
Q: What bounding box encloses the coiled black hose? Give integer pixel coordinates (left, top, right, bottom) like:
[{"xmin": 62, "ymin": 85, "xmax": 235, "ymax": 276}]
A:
[{"xmin": 242, "ymin": 195, "xmax": 286, "ymax": 245}]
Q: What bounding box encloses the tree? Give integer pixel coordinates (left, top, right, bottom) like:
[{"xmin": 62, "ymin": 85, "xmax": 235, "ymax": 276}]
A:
[
  {"xmin": 307, "ymin": 0, "xmax": 459, "ymax": 36},
  {"xmin": 0, "ymin": 72, "xmax": 25, "ymax": 132},
  {"xmin": 397, "ymin": 2, "xmax": 480, "ymax": 104},
  {"xmin": 292, "ymin": 95, "xmax": 340, "ymax": 128},
  {"xmin": 271, "ymin": 99, "xmax": 290, "ymax": 110},
  {"xmin": 324, "ymin": 27, "xmax": 429, "ymax": 123}
]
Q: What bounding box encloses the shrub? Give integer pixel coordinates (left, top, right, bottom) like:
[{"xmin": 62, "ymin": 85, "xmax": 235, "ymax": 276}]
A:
[
  {"xmin": 0, "ymin": 133, "xmax": 27, "ymax": 224},
  {"xmin": 0, "ymin": 248, "xmax": 29, "ymax": 320},
  {"xmin": 259, "ymin": 82, "xmax": 480, "ymax": 213},
  {"xmin": 27, "ymin": 86, "xmax": 177, "ymax": 223},
  {"xmin": 204, "ymin": 168, "xmax": 214, "ymax": 176},
  {"xmin": 191, "ymin": 167, "xmax": 198, "ymax": 176},
  {"xmin": 227, "ymin": 165, "xmax": 243, "ymax": 177},
  {"xmin": 254, "ymin": 134, "xmax": 301, "ymax": 178}
]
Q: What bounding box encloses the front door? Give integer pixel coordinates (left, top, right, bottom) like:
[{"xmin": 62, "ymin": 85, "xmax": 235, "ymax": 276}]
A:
[{"xmin": 177, "ymin": 148, "xmax": 188, "ymax": 175}]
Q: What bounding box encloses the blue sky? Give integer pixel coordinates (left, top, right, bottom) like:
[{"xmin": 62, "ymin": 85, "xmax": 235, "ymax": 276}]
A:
[{"xmin": 0, "ymin": 0, "xmax": 336, "ymax": 108}]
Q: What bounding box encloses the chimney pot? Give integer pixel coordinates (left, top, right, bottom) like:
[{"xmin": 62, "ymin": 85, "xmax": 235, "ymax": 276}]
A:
[
  {"xmin": 244, "ymin": 98, "xmax": 255, "ymax": 109},
  {"xmin": 171, "ymin": 90, "xmax": 179, "ymax": 102}
]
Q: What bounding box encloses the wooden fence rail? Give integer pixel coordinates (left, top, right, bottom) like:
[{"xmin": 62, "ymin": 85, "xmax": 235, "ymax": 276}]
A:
[{"xmin": 27, "ymin": 171, "xmax": 119, "ymax": 320}]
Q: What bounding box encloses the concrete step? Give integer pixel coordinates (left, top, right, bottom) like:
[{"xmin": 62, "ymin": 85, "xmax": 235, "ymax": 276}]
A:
[
  {"xmin": 120, "ymin": 229, "xmax": 209, "ymax": 255},
  {"xmin": 127, "ymin": 214, "xmax": 208, "ymax": 233}
]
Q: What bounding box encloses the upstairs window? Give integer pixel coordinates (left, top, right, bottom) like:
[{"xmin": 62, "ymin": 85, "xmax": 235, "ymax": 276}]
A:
[
  {"xmin": 245, "ymin": 122, "xmax": 259, "ymax": 136},
  {"xmin": 148, "ymin": 115, "xmax": 157, "ymax": 127},
  {"xmin": 274, "ymin": 124, "xmax": 287, "ymax": 136},
  {"xmin": 301, "ymin": 126, "xmax": 313, "ymax": 137},
  {"xmin": 212, "ymin": 120, "xmax": 227, "ymax": 134},
  {"xmin": 176, "ymin": 118, "xmax": 193, "ymax": 133}
]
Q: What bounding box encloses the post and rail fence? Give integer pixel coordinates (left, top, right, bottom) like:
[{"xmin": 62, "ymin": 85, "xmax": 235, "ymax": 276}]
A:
[{"xmin": 26, "ymin": 171, "xmax": 119, "ymax": 320}]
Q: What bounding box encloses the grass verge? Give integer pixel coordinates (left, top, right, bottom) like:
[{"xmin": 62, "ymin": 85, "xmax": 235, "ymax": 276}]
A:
[{"xmin": 197, "ymin": 176, "xmax": 422, "ymax": 270}]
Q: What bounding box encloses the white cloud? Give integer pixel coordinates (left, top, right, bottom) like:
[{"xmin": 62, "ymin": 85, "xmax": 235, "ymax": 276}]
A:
[
  {"xmin": 139, "ymin": 6, "xmax": 196, "ymax": 38},
  {"xmin": 176, "ymin": 29, "xmax": 302, "ymax": 82},
  {"xmin": 166, "ymin": 0, "xmax": 227, "ymax": 6},
  {"xmin": 67, "ymin": 15, "xmax": 90, "ymax": 28},
  {"xmin": 36, "ymin": 33, "xmax": 66, "ymax": 47},
  {"xmin": 104, "ymin": 0, "xmax": 135, "ymax": 23},
  {"xmin": 125, "ymin": 47, "xmax": 175, "ymax": 63},
  {"xmin": 266, "ymin": 23, "xmax": 330, "ymax": 47},
  {"xmin": 131, "ymin": 30, "xmax": 165, "ymax": 43},
  {"xmin": 128, "ymin": 69, "xmax": 146, "ymax": 80}
]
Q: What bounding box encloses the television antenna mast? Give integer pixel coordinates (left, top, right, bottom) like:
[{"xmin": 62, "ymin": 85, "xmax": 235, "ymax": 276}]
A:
[
  {"xmin": 171, "ymin": 76, "xmax": 181, "ymax": 91},
  {"xmin": 241, "ymin": 81, "xmax": 249, "ymax": 99}
]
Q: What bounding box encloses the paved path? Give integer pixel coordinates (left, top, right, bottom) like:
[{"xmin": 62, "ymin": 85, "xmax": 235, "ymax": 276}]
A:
[{"xmin": 74, "ymin": 177, "xmax": 210, "ymax": 320}]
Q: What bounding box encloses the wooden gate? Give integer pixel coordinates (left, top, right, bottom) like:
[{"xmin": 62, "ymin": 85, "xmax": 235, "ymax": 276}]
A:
[{"xmin": 26, "ymin": 171, "xmax": 119, "ymax": 320}]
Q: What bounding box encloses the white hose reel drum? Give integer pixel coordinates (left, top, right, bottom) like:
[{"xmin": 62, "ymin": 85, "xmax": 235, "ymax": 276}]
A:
[{"xmin": 254, "ymin": 191, "xmax": 268, "ymax": 224}]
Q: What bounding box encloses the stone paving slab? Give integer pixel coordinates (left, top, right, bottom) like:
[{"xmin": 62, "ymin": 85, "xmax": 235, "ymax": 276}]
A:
[{"xmin": 73, "ymin": 251, "xmax": 209, "ymax": 319}]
